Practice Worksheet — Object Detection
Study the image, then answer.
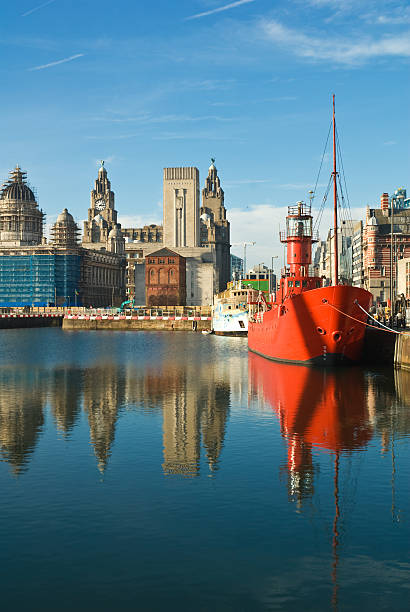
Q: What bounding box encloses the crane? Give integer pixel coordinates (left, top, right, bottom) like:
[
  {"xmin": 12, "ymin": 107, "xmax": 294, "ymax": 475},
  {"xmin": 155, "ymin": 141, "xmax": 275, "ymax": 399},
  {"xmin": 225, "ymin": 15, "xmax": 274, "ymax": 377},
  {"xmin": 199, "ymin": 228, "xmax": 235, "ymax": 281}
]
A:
[{"xmin": 231, "ymin": 241, "xmax": 256, "ymax": 278}]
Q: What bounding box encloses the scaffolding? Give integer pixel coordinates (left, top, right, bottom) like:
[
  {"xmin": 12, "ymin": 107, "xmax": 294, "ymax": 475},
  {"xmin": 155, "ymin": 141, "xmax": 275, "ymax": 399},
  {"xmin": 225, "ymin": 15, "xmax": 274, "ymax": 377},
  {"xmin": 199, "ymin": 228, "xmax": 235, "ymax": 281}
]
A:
[{"xmin": 0, "ymin": 253, "xmax": 81, "ymax": 306}]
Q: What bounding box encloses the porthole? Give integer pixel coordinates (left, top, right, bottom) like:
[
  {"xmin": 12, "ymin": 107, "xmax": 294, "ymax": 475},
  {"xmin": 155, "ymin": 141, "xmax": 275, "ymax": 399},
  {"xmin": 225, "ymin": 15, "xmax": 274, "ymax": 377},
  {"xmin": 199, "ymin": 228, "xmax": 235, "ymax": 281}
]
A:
[
  {"xmin": 317, "ymin": 327, "xmax": 326, "ymax": 335},
  {"xmin": 332, "ymin": 331, "xmax": 342, "ymax": 342}
]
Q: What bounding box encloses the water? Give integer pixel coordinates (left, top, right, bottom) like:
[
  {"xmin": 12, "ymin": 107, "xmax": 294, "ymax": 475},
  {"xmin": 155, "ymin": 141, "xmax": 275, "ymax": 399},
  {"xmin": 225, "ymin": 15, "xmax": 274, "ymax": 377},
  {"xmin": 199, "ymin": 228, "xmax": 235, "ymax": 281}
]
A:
[{"xmin": 0, "ymin": 329, "xmax": 409, "ymax": 611}]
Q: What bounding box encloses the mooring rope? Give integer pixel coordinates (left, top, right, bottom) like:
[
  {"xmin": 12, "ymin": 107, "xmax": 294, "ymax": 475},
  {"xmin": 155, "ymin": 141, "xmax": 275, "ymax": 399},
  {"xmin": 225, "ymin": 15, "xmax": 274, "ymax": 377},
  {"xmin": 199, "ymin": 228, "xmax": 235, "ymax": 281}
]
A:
[{"xmin": 324, "ymin": 300, "xmax": 402, "ymax": 335}]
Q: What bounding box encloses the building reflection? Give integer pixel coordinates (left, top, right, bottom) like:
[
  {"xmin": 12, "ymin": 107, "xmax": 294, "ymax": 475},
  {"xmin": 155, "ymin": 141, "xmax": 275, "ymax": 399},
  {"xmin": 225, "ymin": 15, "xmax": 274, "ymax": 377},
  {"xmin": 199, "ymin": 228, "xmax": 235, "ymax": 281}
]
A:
[
  {"xmin": 0, "ymin": 368, "xmax": 46, "ymax": 475},
  {"xmin": 83, "ymin": 366, "xmax": 126, "ymax": 473},
  {"xmin": 49, "ymin": 368, "xmax": 83, "ymax": 437},
  {"xmin": 138, "ymin": 361, "xmax": 231, "ymax": 477},
  {"xmin": 0, "ymin": 350, "xmax": 232, "ymax": 476}
]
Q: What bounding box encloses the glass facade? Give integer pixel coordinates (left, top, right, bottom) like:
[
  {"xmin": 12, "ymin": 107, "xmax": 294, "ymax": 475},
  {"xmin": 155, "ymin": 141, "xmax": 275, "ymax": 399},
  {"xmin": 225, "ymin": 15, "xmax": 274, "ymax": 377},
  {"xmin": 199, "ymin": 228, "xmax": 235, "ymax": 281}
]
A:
[{"xmin": 0, "ymin": 253, "xmax": 81, "ymax": 306}]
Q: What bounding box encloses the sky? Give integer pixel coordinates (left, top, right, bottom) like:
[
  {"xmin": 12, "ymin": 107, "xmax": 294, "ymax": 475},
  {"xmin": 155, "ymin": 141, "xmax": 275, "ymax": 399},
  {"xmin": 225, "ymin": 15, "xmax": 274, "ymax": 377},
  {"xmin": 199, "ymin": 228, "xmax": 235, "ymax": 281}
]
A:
[{"xmin": 0, "ymin": 0, "xmax": 409, "ymax": 270}]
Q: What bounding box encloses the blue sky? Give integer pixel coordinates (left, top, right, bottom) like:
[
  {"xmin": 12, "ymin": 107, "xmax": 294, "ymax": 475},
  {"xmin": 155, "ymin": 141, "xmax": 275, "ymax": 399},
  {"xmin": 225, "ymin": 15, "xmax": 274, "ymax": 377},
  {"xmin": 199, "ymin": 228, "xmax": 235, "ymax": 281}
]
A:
[{"xmin": 0, "ymin": 0, "xmax": 409, "ymax": 268}]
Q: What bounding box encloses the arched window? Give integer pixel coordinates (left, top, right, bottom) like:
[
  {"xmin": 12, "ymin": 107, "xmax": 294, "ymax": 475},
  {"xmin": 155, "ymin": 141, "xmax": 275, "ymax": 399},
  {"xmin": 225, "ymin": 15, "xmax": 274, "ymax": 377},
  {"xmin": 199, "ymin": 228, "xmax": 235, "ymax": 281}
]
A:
[
  {"xmin": 149, "ymin": 268, "xmax": 155, "ymax": 284},
  {"xmin": 168, "ymin": 268, "xmax": 176, "ymax": 284}
]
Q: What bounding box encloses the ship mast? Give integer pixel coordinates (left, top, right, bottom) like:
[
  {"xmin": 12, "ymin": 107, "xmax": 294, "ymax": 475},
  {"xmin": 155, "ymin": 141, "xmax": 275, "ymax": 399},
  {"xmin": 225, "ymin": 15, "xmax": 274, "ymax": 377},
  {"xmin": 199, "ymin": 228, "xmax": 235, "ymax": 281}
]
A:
[{"xmin": 332, "ymin": 94, "xmax": 338, "ymax": 286}]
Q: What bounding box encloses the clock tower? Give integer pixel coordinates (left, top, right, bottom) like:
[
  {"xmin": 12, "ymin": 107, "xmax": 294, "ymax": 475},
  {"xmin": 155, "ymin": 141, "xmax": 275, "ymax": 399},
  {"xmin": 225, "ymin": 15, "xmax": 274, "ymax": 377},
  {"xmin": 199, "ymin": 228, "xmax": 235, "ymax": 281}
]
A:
[{"xmin": 83, "ymin": 161, "xmax": 122, "ymax": 249}]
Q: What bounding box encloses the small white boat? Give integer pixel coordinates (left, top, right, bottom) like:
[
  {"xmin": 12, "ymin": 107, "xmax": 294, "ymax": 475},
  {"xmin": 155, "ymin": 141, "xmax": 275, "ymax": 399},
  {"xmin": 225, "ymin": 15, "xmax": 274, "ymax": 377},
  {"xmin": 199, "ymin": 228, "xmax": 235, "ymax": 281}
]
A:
[
  {"xmin": 212, "ymin": 282, "xmax": 248, "ymax": 336},
  {"xmin": 202, "ymin": 329, "xmax": 213, "ymax": 335}
]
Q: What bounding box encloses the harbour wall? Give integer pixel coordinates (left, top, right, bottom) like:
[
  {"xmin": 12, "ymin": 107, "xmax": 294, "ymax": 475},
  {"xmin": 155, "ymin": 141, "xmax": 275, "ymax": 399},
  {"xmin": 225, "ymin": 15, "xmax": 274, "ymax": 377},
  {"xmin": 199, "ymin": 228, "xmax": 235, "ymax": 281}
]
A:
[
  {"xmin": 394, "ymin": 332, "xmax": 410, "ymax": 371},
  {"xmin": 0, "ymin": 314, "xmax": 63, "ymax": 329},
  {"xmin": 62, "ymin": 315, "xmax": 211, "ymax": 332}
]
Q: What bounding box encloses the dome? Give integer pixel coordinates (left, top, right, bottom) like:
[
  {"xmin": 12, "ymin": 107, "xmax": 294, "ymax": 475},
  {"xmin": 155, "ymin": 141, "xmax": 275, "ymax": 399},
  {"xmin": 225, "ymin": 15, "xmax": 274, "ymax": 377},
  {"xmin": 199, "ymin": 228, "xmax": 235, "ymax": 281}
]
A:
[
  {"xmin": 108, "ymin": 226, "xmax": 122, "ymax": 238},
  {"xmin": 56, "ymin": 208, "xmax": 74, "ymax": 224},
  {"xmin": 1, "ymin": 166, "xmax": 35, "ymax": 202}
]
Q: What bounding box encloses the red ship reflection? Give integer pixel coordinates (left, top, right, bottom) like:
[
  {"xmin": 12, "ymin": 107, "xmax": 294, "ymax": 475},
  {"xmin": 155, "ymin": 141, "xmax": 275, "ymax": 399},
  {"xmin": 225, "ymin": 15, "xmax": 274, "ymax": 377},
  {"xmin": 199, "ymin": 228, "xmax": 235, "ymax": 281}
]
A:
[{"xmin": 248, "ymin": 352, "xmax": 374, "ymax": 608}]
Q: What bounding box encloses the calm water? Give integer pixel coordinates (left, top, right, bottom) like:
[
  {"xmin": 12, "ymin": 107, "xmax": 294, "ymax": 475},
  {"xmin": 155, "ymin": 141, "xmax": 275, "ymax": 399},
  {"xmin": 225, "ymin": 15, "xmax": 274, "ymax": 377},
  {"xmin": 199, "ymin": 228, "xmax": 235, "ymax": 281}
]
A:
[{"xmin": 0, "ymin": 329, "xmax": 409, "ymax": 611}]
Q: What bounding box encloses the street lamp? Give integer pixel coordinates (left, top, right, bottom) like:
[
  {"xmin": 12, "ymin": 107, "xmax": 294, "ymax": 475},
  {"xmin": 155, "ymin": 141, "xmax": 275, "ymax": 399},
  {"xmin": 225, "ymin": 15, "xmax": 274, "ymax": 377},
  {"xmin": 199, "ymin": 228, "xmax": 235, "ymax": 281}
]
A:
[{"xmin": 271, "ymin": 255, "xmax": 279, "ymax": 292}]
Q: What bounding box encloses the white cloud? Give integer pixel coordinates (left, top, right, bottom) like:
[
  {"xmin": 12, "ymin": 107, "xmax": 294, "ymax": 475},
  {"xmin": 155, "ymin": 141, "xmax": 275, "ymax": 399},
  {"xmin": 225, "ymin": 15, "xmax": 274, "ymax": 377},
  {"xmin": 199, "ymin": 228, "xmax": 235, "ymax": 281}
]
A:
[
  {"xmin": 22, "ymin": 0, "xmax": 56, "ymax": 17},
  {"xmin": 229, "ymin": 203, "xmax": 366, "ymax": 270},
  {"xmin": 260, "ymin": 19, "xmax": 410, "ymax": 64},
  {"xmin": 28, "ymin": 53, "xmax": 84, "ymax": 71},
  {"xmin": 186, "ymin": 0, "xmax": 255, "ymax": 21},
  {"xmin": 118, "ymin": 214, "xmax": 162, "ymax": 228}
]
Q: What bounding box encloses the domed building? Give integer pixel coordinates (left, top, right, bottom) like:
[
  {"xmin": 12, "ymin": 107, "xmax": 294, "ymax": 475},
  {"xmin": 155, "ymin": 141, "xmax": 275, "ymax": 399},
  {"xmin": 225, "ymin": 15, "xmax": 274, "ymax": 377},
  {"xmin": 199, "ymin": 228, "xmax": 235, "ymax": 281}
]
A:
[
  {"xmin": 0, "ymin": 166, "xmax": 44, "ymax": 245},
  {"xmin": 50, "ymin": 208, "xmax": 80, "ymax": 247},
  {"xmin": 0, "ymin": 164, "xmax": 126, "ymax": 308}
]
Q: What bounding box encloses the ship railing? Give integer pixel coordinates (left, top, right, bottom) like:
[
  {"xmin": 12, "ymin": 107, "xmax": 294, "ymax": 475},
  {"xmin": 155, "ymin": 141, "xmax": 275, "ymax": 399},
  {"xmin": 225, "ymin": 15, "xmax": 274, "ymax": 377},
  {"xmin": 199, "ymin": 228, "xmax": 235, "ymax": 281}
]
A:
[
  {"xmin": 287, "ymin": 203, "xmax": 311, "ymax": 216},
  {"xmin": 279, "ymin": 229, "xmax": 320, "ymax": 241}
]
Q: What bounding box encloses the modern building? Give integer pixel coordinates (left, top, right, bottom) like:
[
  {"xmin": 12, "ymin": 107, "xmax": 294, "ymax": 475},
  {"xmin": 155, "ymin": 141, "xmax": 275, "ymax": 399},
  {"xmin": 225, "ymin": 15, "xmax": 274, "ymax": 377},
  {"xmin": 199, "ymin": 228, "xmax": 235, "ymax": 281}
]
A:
[
  {"xmin": 313, "ymin": 220, "xmax": 361, "ymax": 286},
  {"xmin": 230, "ymin": 253, "xmax": 243, "ymax": 280}
]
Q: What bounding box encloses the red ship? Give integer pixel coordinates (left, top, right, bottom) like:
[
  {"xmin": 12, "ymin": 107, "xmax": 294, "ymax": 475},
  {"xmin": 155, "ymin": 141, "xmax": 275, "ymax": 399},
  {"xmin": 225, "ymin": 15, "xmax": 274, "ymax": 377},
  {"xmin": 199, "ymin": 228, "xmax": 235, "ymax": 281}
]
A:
[{"xmin": 248, "ymin": 97, "xmax": 372, "ymax": 365}]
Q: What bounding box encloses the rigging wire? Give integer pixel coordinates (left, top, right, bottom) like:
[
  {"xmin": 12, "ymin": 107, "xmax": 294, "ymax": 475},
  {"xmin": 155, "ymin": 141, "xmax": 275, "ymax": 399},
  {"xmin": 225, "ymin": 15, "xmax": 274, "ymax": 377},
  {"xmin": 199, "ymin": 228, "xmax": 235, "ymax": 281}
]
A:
[{"xmin": 312, "ymin": 121, "xmax": 332, "ymax": 202}]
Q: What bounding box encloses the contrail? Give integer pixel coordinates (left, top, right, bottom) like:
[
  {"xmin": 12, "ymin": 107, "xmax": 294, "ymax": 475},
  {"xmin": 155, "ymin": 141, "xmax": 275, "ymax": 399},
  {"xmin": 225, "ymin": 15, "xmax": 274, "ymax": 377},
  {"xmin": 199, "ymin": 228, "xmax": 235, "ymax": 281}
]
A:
[
  {"xmin": 28, "ymin": 53, "xmax": 84, "ymax": 71},
  {"xmin": 22, "ymin": 0, "xmax": 57, "ymax": 17},
  {"xmin": 185, "ymin": 0, "xmax": 255, "ymax": 21}
]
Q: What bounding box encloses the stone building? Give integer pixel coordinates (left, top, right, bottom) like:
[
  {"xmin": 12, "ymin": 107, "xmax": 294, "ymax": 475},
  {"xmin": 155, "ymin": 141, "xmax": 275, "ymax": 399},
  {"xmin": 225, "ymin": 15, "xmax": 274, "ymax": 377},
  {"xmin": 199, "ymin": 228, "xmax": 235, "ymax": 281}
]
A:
[
  {"xmin": 0, "ymin": 166, "xmax": 125, "ymax": 307},
  {"xmin": 82, "ymin": 161, "xmax": 125, "ymax": 255},
  {"xmin": 0, "ymin": 166, "xmax": 44, "ymax": 245},
  {"xmin": 200, "ymin": 160, "xmax": 230, "ymax": 291},
  {"xmin": 145, "ymin": 248, "xmax": 186, "ymax": 306},
  {"xmin": 163, "ymin": 167, "xmax": 200, "ymax": 248},
  {"xmin": 125, "ymin": 166, "xmax": 221, "ymax": 306}
]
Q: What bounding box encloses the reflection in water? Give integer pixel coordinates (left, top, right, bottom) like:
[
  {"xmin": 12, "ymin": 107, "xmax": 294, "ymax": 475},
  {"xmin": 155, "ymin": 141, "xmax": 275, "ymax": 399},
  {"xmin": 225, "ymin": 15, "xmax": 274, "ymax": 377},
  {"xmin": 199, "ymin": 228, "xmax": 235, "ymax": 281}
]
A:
[
  {"xmin": 0, "ymin": 369, "xmax": 46, "ymax": 475},
  {"xmin": 83, "ymin": 367, "xmax": 126, "ymax": 473},
  {"xmin": 0, "ymin": 357, "xmax": 232, "ymax": 477},
  {"xmin": 248, "ymin": 354, "xmax": 410, "ymax": 611},
  {"xmin": 248, "ymin": 354, "xmax": 373, "ymax": 505},
  {"xmin": 160, "ymin": 364, "xmax": 230, "ymax": 476},
  {"xmin": 50, "ymin": 368, "xmax": 82, "ymax": 436}
]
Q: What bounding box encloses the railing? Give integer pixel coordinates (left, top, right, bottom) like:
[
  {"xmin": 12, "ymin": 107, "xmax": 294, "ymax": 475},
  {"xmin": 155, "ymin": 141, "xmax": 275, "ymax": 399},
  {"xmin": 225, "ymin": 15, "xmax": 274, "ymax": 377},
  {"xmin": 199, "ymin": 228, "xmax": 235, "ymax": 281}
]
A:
[
  {"xmin": 287, "ymin": 203, "xmax": 311, "ymax": 216},
  {"xmin": 279, "ymin": 229, "xmax": 320, "ymax": 241}
]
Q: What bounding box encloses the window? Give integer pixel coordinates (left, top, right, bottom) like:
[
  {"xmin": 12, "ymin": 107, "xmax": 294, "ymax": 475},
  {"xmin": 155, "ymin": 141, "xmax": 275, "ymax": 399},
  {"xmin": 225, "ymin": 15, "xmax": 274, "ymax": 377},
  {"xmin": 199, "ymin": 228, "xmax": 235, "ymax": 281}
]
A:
[
  {"xmin": 295, "ymin": 281, "xmax": 300, "ymax": 287},
  {"xmin": 168, "ymin": 258, "xmax": 175, "ymax": 264},
  {"xmin": 302, "ymin": 280, "xmax": 307, "ymax": 287},
  {"xmin": 288, "ymin": 281, "xmax": 293, "ymax": 287},
  {"xmin": 148, "ymin": 258, "xmax": 155, "ymax": 264},
  {"xmin": 158, "ymin": 258, "xmax": 165, "ymax": 264}
]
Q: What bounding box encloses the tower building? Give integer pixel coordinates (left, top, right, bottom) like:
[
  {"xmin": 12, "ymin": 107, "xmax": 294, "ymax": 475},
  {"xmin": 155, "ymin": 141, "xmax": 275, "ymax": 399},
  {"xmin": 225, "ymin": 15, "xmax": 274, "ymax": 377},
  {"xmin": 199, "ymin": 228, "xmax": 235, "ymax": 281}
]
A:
[
  {"xmin": 200, "ymin": 159, "xmax": 230, "ymax": 291},
  {"xmin": 0, "ymin": 166, "xmax": 44, "ymax": 246},
  {"xmin": 163, "ymin": 167, "xmax": 200, "ymax": 248},
  {"xmin": 83, "ymin": 161, "xmax": 124, "ymax": 252}
]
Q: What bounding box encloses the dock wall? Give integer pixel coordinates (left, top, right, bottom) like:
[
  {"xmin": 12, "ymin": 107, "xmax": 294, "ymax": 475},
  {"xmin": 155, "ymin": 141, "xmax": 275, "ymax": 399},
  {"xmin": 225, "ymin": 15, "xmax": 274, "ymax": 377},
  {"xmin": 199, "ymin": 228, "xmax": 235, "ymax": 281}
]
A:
[
  {"xmin": 0, "ymin": 314, "xmax": 63, "ymax": 329},
  {"xmin": 62, "ymin": 315, "xmax": 211, "ymax": 332},
  {"xmin": 394, "ymin": 332, "xmax": 410, "ymax": 371}
]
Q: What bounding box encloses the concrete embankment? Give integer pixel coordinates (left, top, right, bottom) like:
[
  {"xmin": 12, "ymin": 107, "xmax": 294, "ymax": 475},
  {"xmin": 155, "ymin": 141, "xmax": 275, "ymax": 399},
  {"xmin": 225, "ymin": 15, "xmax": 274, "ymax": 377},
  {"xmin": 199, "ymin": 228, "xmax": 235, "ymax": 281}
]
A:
[
  {"xmin": 62, "ymin": 315, "xmax": 211, "ymax": 332},
  {"xmin": 0, "ymin": 314, "xmax": 63, "ymax": 329},
  {"xmin": 394, "ymin": 332, "xmax": 410, "ymax": 371}
]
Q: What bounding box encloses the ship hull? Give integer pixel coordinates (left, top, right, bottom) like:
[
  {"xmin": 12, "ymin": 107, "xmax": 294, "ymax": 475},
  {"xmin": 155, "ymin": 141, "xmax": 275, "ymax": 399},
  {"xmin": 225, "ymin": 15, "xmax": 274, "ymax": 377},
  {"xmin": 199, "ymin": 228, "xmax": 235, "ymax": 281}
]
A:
[{"xmin": 248, "ymin": 286, "xmax": 372, "ymax": 365}]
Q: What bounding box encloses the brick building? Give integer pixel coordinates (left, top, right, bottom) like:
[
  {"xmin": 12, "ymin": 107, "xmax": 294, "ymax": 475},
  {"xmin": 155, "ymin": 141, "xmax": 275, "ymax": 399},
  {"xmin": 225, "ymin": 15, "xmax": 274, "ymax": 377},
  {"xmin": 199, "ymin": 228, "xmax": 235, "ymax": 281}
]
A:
[
  {"xmin": 363, "ymin": 188, "xmax": 410, "ymax": 303},
  {"xmin": 145, "ymin": 248, "xmax": 186, "ymax": 306}
]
